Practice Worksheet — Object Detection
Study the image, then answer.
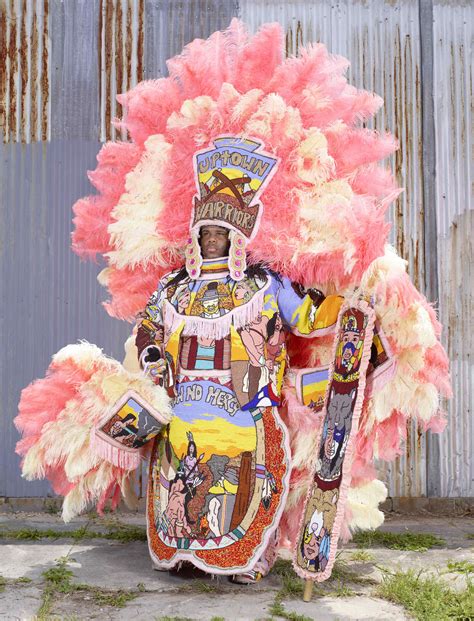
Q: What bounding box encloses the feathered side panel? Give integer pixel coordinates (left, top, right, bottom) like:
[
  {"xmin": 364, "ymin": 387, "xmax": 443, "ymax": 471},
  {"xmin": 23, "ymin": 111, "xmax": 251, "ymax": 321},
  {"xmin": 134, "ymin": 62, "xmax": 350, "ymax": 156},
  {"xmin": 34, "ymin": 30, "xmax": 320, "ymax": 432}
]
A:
[
  {"xmin": 280, "ymin": 247, "xmax": 451, "ymax": 548},
  {"xmin": 15, "ymin": 343, "xmax": 172, "ymax": 522},
  {"xmin": 359, "ymin": 246, "xmax": 452, "ymax": 429}
]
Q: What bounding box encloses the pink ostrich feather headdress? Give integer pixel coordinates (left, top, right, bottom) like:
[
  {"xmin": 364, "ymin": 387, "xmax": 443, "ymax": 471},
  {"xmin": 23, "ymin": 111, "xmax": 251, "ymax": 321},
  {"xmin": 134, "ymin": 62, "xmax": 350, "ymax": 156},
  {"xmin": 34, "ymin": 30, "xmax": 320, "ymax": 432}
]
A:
[{"xmin": 72, "ymin": 18, "xmax": 398, "ymax": 321}]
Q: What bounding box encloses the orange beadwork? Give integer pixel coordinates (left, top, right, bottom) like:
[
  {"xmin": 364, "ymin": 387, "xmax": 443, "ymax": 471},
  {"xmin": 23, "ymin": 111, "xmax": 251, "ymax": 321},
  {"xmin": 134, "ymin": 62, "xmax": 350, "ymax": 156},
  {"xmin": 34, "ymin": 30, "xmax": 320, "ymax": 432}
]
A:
[{"xmin": 147, "ymin": 406, "xmax": 289, "ymax": 570}]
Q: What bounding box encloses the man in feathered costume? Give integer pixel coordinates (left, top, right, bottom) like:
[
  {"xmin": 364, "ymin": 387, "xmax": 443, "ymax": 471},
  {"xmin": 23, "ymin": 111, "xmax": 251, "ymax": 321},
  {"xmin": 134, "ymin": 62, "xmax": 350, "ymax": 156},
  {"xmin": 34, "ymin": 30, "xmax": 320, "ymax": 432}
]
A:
[{"xmin": 15, "ymin": 20, "xmax": 451, "ymax": 586}]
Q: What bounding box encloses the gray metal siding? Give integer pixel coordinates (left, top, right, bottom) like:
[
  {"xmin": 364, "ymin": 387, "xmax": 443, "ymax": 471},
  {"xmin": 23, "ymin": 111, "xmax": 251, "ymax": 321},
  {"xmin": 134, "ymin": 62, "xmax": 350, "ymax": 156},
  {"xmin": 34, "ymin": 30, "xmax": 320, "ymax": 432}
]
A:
[
  {"xmin": 433, "ymin": 0, "xmax": 473, "ymax": 498},
  {"xmin": 1, "ymin": 0, "xmax": 472, "ymax": 498},
  {"xmin": 239, "ymin": 0, "xmax": 473, "ymax": 499}
]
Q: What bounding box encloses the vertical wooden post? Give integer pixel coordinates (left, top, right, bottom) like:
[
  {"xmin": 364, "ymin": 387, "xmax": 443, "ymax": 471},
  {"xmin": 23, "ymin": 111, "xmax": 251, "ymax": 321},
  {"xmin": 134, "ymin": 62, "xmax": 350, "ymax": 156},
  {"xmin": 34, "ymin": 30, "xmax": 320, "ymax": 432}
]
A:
[{"xmin": 303, "ymin": 579, "xmax": 313, "ymax": 602}]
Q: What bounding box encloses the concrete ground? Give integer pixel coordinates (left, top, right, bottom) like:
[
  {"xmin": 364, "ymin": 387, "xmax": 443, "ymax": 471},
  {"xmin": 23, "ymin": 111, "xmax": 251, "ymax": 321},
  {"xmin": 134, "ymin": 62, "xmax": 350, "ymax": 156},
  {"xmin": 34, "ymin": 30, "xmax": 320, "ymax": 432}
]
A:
[{"xmin": 0, "ymin": 511, "xmax": 473, "ymax": 620}]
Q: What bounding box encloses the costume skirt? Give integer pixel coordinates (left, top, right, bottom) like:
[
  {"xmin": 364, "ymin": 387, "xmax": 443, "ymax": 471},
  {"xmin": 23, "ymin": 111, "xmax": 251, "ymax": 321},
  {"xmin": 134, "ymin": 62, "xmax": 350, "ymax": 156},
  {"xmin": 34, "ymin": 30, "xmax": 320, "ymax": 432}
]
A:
[{"xmin": 146, "ymin": 374, "xmax": 291, "ymax": 574}]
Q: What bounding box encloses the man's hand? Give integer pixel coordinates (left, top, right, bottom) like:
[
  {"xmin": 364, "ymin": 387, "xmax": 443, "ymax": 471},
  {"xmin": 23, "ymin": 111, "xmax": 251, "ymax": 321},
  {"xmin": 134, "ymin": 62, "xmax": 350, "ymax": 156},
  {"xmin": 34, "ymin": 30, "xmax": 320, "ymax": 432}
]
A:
[
  {"xmin": 143, "ymin": 345, "xmax": 162, "ymax": 364},
  {"xmin": 143, "ymin": 358, "xmax": 167, "ymax": 385}
]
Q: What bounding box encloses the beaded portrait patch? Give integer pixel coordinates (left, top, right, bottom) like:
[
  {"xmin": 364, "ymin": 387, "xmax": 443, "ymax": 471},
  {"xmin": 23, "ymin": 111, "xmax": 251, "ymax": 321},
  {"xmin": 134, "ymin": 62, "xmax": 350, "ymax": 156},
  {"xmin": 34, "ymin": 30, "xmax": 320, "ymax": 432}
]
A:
[{"xmin": 293, "ymin": 300, "xmax": 376, "ymax": 581}]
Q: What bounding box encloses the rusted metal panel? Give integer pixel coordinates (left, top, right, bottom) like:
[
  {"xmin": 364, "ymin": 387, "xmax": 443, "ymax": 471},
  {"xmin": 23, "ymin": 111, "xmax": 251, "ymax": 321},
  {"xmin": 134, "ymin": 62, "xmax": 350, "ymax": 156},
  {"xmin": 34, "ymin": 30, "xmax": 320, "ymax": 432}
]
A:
[
  {"xmin": 50, "ymin": 0, "xmax": 101, "ymax": 139},
  {"xmin": 0, "ymin": 0, "xmax": 50, "ymax": 143},
  {"xmin": 241, "ymin": 0, "xmax": 425, "ymax": 291},
  {"xmin": 98, "ymin": 0, "xmax": 239, "ymax": 141},
  {"xmin": 143, "ymin": 0, "xmax": 239, "ymax": 79},
  {"xmin": 0, "ymin": 0, "xmax": 240, "ymax": 497},
  {"xmin": 433, "ymin": 0, "xmax": 473, "ymax": 498},
  {"xmin": 99, "ymin": 0, "xmax": 145, "ymax": 141}
]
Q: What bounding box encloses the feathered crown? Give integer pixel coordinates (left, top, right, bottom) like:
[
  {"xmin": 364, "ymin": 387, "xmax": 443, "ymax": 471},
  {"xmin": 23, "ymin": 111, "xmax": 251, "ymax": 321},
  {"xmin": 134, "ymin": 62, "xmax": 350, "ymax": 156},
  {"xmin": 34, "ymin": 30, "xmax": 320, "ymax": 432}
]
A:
[{"xmin": 72, "ymin": 19, "xmax": 398, "ymax": 320}]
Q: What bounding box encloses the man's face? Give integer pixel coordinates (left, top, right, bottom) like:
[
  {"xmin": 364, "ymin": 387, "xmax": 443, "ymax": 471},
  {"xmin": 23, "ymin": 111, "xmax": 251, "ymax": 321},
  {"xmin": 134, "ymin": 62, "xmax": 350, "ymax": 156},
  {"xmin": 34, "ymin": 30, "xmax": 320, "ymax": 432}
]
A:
[{"xmin": 199, "ymin": 225, "xmax": 230, "ymax": 259}]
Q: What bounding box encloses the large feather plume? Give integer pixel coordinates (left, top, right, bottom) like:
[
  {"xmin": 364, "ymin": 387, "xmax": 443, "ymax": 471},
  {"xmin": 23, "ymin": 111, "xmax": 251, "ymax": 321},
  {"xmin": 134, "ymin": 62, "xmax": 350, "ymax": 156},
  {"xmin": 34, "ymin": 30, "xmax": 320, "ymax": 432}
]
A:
[
  {"xmin": 69, "ymin": 20, "xmax": 450, "ymax": 541},
  {"xmin": 72, "ymin": 19, "xmax": 398, "ymax": 319},
  {"xmin": 15, "ymin": 343, "xmax": 172, "ymax": 521}
]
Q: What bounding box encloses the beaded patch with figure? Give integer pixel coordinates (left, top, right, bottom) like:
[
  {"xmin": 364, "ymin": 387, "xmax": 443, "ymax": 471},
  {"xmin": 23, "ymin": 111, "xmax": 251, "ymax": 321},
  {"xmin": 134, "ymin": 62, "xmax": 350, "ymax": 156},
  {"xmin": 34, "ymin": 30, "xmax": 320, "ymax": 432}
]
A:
[
  {"xmin": 91, "ymin": 390, "xmax": 166, "ymax": 470},
  {"xmin": 293, "ymin": 300, "xmax": 375, "ymax": 581},
  {"xmin": 294, "ymin": 322, "xmax": 395, "ymax": 414}
]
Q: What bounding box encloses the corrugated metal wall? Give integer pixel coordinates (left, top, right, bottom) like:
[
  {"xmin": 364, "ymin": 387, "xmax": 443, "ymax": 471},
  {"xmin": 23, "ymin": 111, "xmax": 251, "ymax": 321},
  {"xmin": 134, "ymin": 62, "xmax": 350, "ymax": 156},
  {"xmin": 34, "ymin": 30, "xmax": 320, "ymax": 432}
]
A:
[
  {"xmin": 432, "ymin": 0, "xmax": 473, "ymax": 498},
  {"xmin": 239, "ymin": 0, "xmax": 430, "ymax": 500},
  {"xmin": 1, "ymin": 0, "xmax": 472, "ymax": 498}
]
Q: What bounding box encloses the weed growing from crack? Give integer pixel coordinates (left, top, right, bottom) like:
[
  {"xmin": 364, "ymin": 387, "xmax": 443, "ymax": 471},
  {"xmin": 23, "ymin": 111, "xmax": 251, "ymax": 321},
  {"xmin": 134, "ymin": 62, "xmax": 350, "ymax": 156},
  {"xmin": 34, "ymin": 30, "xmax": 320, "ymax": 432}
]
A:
[
  {"xmin": 272, "ymin": 559, "xmax": 304, "ymax": 598},
  {"xmin": 0, "ymin": 574, "xmax": 33, "ymax": 593},
  {"xmin": 92, "ymin": 590, "xmax": 138, "ymax": 607},
  {"xmin": 102, "ymin": 524, "xmax": 147, "ymax": 542},
  {"xmin": 38, "ymin": 558, "xmax": 73, "ymax": 619},
  {"xmin": 377, "ymin": 569, "xmax": 474, "ymax": 621},
  {"xmin": 37, "ymin": 557, "xmax": 140, "ymax": 619},
  {"xmin": 0, "ymin": 528, "xmax": 69, "ymax": 540},
  {"xmin": 353, "ymin": 530, "xmax": 445, "ymax": 551},
  {"xmin": 268, "ymin": 557, "xmax": 371, "ymax": 619},
  {"xmin": 330, "ymin": 558, "xmax": 376, "ymax": 586},
  {"xmin": 332, "ymin": 583, "xmax": 355, "ymax": 598},
  {"xmin": 0, "ymin": 524, "xmax": 147, "ymax": 542},
  {"xmin": 191, "ymin": 581, "xmax": 219, "ymax": 593},
  {"xmin": 268, "ymin": 600, "xmax": 312, "ymax": 621},
  {"xmin": 350, "ymin": 549, "xmax": 375, "ymax": 562},
  {"xmin": 14, "ymin": 577, "xmax": 33, "ymax": 584},
  {"xmin": 446, "ymin": 560, "xmax": 474, "ymax": 574}
]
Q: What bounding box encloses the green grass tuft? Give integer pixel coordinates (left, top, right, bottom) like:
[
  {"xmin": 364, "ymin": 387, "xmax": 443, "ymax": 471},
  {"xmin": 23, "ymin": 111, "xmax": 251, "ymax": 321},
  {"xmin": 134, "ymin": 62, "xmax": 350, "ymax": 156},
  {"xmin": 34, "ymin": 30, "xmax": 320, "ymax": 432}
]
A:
[
  {"xmin": 350, "ymin": 549, "xmax": 375, "ymax": 562},
  {"xmin": 0, "ymin": 524, "xmax": 147, "ymax": 542},
  {"xmin": 0, "ymin": 528, "xmax": 66, "ymax": 540},
  {"xmin": 37, "ymin": 556, "xmax": 142, "ymax": 618},
  {"xmin": 0, "ymin": 574, "xmax": 33, "ymax": 594},
  {"xmin": 103, "ymin": 525, "xmax": 148, "ymax": 542},
  {"xmin": 331, "ymin": 583, "xmax": 355, "ymax": 598},
  {"xmin": 271, "ymin": 559, "xmax": 304, "ymax": 598},
  {"xmin": 191, "ymin": 580, "xmax": 218, "ymax": 593},
  {"xmin": 268, "ymin": 599, "xmax": 313, "ymax": 621},
  {"xmin": 43, "ymin": 558, "xmax": 75, "ymax": 593},
  {"xmin": 378, "ymin": 569, "xmax": 474, "ymax": 621},
  {"xmin": 446, "ymin": 560, "xmax": 474, "ymax": 574},
  {"xmin": 353, "ymin": 530, "xmax": 445, "ymax": 551},
  {"xmin": 14, "ymin": 576, "xmax": 33, "ymax": 584},
  {"xmin": 92, "ymin": 589, "xmax": 138, "ymax": 608}
]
